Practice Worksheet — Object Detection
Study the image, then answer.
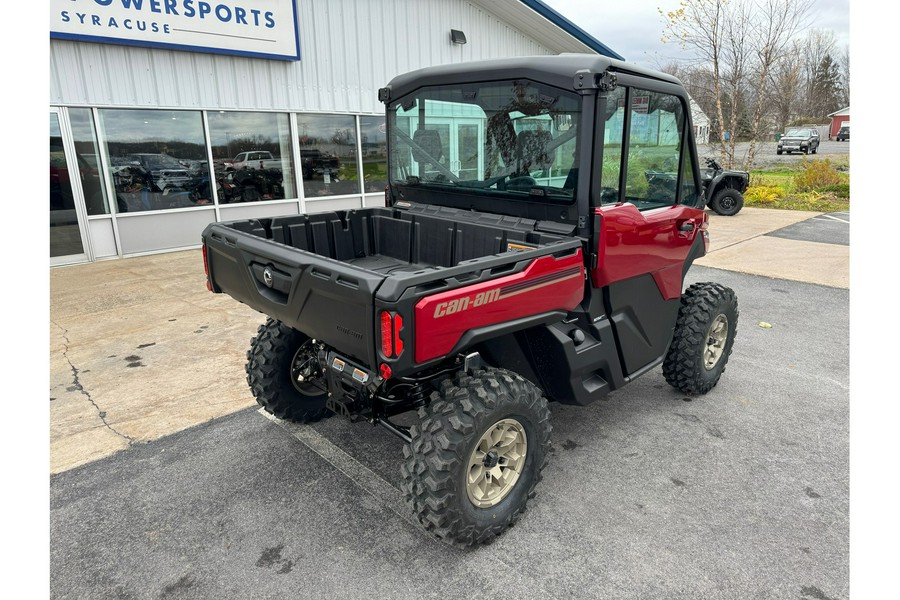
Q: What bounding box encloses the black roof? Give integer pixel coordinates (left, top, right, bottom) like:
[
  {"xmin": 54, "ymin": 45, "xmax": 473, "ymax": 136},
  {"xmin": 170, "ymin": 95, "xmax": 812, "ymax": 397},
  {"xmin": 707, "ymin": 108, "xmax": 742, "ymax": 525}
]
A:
[{"xmin": 382, "ymin": 54, "xmax": 682, "ymax": 101}]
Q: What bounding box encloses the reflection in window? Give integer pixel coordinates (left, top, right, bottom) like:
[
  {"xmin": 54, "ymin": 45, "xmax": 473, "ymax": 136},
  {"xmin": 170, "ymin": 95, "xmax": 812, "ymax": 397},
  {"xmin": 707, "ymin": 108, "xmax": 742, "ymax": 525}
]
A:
[
  {"xmin": 207, "ymin": 111, "xmax": 296, "ymax": 203},
  {"xmin": 389, "ymin": 80, "xmax": 581, "ymax": 202},
  {"xmin": 624, "ymin": 89, "xmax": 684, "ymax": 209},
  {"xmin": 600, "ymin": 87, "xmax": 626, "ymax": 204},
  {"xmin": 360, "ymin": 116, "xmax": 387, "ymax": 193},
  {"xmin": 50, "ymin": 113, "xmax": 85, "ymax": 257},
  {"xmin": 99, "ymin": 109, "xmax": 211, "ymax": 213},
  {"xmin": 69, "ymin": 108, "xmax": 110, "ymax": 215},
  {"xmin": 297, "ymin": 114, "xmax": 360, "ymax": 197}
]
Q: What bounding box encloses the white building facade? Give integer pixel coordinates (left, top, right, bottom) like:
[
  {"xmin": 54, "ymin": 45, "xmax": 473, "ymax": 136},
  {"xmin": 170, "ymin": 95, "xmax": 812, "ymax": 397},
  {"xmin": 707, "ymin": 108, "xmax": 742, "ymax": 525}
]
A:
[
  {"xmin": 49, "ymin": 0, "xmax": 620, "ymax": 265},
  {"xmin": 689, "ymin": 97, "xmax": 710, "ymax": 145}
]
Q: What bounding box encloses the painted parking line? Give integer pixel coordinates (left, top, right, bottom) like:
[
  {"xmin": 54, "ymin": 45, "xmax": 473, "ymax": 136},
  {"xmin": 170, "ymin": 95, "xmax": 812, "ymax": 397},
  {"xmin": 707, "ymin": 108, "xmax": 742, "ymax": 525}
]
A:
[
  {"xmin": 816, "ymin": 214, "xmax": 850, "ymax": 224},
  {"xmin": 258, "ymin": 408, "xmax": 415, "ymax": 527},
  {"xmin": 256, "ymin": 407, "xmax": 567, "ymax": 592}
]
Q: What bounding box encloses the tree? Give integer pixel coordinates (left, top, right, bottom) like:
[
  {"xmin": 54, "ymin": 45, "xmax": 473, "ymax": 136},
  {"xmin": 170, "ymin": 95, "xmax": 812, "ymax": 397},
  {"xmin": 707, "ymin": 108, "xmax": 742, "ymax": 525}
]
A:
[
  {"xmin": 839, "ymin": 47, "xmax": 850, "ymax": 108},
  {"xmin": 744, "ymin": 0, "xmax": 814, "ymax": 168},
  {"xmin": 800, "ymin": 29, "xmax": 838, "ymax": 116},
  {"xmin": 661, "ymin": 0, "xmax": 743, "ymax": 167},
  {"xmin": 810, "ymin": 54, "xmax": 843, "ymax": 119},
  {"xmin": 661, "ymin": 0, "xmax": 813, "ymax": 170},
  {"xmin": 769, "ymin": 41, "xmax": 805, "ymax": 132}
]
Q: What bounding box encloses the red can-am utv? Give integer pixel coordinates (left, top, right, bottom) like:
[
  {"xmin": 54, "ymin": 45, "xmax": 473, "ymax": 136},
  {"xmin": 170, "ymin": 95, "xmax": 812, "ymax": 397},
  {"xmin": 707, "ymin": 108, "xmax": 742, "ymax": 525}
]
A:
[{"xmin": 201, "ymin": 54, "xmax": 738, "ymax": 547}]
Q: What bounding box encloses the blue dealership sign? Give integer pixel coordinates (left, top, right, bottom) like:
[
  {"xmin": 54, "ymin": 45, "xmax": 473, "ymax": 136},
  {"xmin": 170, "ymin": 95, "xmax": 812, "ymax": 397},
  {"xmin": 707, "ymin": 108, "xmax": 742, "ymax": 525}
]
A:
[{"xmin": 50, "ymin": 0, "xmax": 301, "ymax": 61}]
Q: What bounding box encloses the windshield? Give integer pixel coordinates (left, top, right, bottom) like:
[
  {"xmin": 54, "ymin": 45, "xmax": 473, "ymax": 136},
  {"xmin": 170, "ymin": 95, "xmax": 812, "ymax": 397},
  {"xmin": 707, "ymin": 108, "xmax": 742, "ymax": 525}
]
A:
[
  {"xmin": 389, "ymin": 80, "xmax": 581, "ymax": 202},
  {"xmin": 785, "ymin": 128, "xmax": 810, "ymax": 137}
]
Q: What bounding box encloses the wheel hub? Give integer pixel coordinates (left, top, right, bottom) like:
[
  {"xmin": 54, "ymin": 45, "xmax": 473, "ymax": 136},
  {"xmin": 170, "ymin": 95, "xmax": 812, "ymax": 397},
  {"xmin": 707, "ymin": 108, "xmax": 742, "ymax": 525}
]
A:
[
  {"xmin": 290, "ymin": 340, "xmax": 326, "ymax": 396},
  {"xmin": 704, "ymin": 314, "xmax": 729, "ymax": 370},
  {"xmin": 483, "ymin": 450, "xmax": 500, "ymax": 469},
  {"xmin": 466, "ymin": 418, "xmax": 528, "ymax": 508}
]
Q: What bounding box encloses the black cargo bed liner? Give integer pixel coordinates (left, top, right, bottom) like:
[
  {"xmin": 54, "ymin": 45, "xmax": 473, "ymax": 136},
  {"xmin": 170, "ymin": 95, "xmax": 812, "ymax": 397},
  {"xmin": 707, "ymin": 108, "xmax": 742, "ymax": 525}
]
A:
[{"xmin": 227, "ymin": 205, "xmax": 567, "ymax": 276}]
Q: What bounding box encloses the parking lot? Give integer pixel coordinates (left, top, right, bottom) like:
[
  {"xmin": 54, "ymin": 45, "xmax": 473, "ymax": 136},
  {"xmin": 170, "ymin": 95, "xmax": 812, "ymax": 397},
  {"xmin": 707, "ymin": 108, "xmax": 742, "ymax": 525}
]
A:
[
  {"xmin": 50, "ymin": 266, "xmax": 848, "ymax": 599},
  {"xmin": 697, "ymin": 140, "xmax": 849, "ymax": 169},
  {"xmin": 49, "ymin": 207, "xmax": 851, "ymax": 599}
]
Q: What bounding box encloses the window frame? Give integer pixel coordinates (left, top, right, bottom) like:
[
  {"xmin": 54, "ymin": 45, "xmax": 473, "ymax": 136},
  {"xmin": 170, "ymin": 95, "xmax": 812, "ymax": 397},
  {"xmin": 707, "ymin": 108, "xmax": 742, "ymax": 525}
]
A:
[{"xmin": 594, "ymin": 74, "xmax": 702, "ymax": 211}]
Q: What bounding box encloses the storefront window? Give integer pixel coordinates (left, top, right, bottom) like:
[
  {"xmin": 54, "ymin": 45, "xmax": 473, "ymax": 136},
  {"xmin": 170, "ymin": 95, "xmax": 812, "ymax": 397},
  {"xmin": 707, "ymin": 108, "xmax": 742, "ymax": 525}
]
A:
[
  {"xmin": 207, "ymin": 111, "xmax": 296, "ymax": 204},
  {"xmin": 69, "ymin": 108, "xmax": 110, "ymax": 215},
  {"xmin": 360, "ymin": 115, "xmax": 388, "ymax": 193},
  {"xmin": 297, "ymin": 114, "xmax": 359, "ymax": 197},
  {"xmin": 99, "ymin": 109, "xmax": 211, "ymax": 213}
]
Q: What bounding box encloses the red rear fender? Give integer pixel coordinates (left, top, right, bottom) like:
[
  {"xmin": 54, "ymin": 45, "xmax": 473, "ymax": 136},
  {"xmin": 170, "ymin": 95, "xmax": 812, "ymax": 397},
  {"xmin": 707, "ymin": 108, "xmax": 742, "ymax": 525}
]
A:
[{"xmin": 414, "ymin": 251, "xmax": 585, "ymax": 363}]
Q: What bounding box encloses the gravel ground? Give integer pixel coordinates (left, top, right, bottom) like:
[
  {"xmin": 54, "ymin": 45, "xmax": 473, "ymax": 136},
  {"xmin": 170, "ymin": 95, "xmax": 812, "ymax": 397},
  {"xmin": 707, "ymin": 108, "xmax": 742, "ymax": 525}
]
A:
[{"xmin": 697, "ymin": 140, "xmax": 850, "ymax": 170}]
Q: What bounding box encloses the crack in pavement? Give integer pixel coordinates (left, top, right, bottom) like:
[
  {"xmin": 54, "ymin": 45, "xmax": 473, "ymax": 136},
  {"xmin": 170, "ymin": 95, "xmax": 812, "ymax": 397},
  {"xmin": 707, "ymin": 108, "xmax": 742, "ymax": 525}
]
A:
[{"xmin": 53, "ymin": 320, "xmax": 135, "ymax": 445}]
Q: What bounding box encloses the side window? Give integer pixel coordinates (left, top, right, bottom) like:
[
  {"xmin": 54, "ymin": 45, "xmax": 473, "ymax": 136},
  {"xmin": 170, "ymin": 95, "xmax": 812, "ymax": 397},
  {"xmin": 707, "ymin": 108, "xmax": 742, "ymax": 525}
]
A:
[
  {"xmin": 624, "ymin": 88, "xmax": 685, "ymax": 209},
  {"xmin": 680, "ymin": 144, "xmax": 698, "ymax": 206},
  {"xmin": 599, "ymin": 87, "xmax": 626, "ymax": 204}
]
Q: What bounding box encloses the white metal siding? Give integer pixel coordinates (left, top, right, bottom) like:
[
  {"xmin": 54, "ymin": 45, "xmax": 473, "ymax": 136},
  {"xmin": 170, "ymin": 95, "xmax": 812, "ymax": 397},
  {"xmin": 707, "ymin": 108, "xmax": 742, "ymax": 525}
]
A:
[{"xmin": 50, "ymin": 0, "xmax": 556, "ymax": 115}]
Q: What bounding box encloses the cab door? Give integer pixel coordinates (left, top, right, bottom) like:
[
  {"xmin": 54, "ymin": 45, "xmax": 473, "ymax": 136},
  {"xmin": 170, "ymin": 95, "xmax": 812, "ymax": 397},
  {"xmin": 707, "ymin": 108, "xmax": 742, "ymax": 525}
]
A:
[{"xmin": 591, "ymin": 82, "xmax": 706, "ymax": 375}]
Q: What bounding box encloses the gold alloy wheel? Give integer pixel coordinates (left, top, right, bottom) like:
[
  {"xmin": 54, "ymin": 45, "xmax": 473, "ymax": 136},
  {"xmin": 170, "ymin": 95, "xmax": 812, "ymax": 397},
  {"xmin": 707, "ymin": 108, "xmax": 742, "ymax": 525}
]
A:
[
  {"xmin": 466, "ymin": 418, "xmax": 528, "ymax": 508},
  {"xmin": 703, "ymin": 314, "xmax": 729, "ymax": 370}
]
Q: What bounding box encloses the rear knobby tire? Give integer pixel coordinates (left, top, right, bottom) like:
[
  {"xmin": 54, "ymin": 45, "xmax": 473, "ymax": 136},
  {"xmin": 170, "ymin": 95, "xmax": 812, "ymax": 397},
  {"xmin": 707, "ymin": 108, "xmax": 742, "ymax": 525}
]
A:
[
  {"xmin": 400, "ymin": 367, "xmax": 552, "ymax": 547},
  {"xmin": 245, "ymin": 318, "xmax": 331, "ymax": 423},
  {"xmin": 663, "ymin": 282, "xmax": 738, "ymax": 395}
]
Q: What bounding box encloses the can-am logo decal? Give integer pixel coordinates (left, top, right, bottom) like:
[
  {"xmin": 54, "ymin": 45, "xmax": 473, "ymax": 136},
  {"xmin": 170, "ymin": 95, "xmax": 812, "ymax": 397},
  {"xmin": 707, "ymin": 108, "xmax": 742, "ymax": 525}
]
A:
[
  {"xmin": 433, "ymin": 289, "xmax": 500, "ymax": 318},
  {"xmin": 432, "ymin": 266, "xmax": 582, "ymax": 319}
]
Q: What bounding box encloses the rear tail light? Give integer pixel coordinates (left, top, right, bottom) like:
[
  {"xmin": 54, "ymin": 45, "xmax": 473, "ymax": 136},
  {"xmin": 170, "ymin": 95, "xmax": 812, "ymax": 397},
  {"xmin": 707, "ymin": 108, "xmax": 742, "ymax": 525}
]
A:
[
  {"xmin": 379, "ymin": 310, "xmax": 404, "ymax": 358},
  {"xmin": 393, "ymin": 314, "xmax": 404, "ymax": 355},
  {"xmin": 380, "ymin": 311, "xmax": 393, "ymax": 357}
]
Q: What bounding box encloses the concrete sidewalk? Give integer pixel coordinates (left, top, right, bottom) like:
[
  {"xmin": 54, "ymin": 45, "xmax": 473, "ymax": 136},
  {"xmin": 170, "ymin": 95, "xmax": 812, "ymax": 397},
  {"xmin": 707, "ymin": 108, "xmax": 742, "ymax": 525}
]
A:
[
  {"xmin": 49, "ymin": 207, "xmax": 849, "ymax": 474},
  {"xmin": 697, "ymin": 208, "xmax": 849, "ymax": 288}
]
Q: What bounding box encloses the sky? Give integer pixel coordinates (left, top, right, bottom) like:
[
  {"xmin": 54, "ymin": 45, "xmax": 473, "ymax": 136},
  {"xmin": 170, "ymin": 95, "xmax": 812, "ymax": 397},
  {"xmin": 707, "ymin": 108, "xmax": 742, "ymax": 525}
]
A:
[{"xmin": 542, "ymin": 0, "xmax": 850, "ymax": 69}]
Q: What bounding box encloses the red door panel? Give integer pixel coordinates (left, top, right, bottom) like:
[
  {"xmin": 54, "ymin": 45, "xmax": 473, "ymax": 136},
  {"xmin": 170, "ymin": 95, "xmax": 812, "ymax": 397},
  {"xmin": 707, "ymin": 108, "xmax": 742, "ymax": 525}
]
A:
[{"xmin": 591, "ymin": 203, "xmax": 705, "ymax": 299}]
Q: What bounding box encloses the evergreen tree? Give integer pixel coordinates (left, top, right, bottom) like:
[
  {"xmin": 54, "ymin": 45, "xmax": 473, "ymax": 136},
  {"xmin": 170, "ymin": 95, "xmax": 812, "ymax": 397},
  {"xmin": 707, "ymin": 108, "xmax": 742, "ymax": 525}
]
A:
[{"xmin": 810, "ymin": 54, "xmax": 843, "ymax": 119}]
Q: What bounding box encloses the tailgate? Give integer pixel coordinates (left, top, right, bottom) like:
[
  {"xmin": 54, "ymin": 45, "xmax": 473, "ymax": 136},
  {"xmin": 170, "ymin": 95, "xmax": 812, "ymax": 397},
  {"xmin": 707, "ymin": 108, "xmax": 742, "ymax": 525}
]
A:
[{"xmin": 203, "ymin": 223, "xmax": 385, "ymax": 367}]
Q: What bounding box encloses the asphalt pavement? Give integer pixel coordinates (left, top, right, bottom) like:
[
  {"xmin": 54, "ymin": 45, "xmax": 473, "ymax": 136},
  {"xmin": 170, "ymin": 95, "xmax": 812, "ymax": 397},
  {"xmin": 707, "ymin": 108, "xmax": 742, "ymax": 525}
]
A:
[
  {"xmin": 48, "ymin": 202, "xmax": 852, "ymax": 599},
  {"xmin": 49, "ymin": 265, "xmax": 849, "ymax": 600}
]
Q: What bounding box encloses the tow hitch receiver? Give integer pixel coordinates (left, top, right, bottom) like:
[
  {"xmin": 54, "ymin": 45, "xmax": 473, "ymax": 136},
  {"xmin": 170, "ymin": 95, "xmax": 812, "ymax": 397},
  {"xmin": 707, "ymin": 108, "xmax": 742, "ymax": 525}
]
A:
[{"xmin": 323, "ymin": 350, "xmax": 374, "ymax": 420}]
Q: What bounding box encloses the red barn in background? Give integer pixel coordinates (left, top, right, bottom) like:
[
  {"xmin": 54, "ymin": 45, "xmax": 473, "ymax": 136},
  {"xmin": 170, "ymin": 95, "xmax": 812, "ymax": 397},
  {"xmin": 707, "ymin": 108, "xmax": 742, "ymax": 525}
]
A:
[{"xmin": 828, "ymin": 107, "xmax": 850, "ymax": 139}]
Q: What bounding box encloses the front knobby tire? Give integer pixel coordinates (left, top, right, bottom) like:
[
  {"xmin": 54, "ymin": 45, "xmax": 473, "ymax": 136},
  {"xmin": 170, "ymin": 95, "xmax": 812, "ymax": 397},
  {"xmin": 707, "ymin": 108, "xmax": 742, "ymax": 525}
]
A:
[
  {"xmin": 663, "ymin": 282, "xmax": 739, "ymax": 395},
  {"xmin": 245, "ymin": 318, "xmax": 331, "ymax": 423},
  {"xmin": 400, "ymin": 368, "xmax": 552, "ymax": 547},
  {"xmin": 709, "ymin": 188, "xmax": 744, "ymax": 216}
]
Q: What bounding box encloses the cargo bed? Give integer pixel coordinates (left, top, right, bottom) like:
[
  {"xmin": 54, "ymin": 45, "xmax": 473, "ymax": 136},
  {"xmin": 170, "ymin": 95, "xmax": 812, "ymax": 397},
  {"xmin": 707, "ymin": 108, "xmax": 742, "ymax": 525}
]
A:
[{"xmin": 202, "ymin": 204, "xmax": 583, "ymax": 368}]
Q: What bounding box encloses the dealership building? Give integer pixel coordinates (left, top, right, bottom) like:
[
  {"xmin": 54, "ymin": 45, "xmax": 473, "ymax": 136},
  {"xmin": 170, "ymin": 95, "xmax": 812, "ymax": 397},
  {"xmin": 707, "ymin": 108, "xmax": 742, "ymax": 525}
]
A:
[{"xmin": 49, "ymin": 0, "xmax": 621, "ymax": 266}]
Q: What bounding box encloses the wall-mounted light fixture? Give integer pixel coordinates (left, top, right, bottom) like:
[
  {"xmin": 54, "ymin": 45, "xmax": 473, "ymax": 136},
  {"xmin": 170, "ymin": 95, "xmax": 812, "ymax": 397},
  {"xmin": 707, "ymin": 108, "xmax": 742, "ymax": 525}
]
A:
[{"xmin": 450, "ymin": 29, "xmax": 467, "ymax": 45}]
